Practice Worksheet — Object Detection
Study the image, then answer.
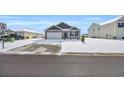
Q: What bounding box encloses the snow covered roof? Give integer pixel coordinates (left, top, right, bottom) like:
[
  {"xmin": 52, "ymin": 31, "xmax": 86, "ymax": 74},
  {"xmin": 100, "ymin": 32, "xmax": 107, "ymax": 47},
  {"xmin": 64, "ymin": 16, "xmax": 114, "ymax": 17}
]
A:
[
  {"xmin": 100, "ymin": 16, "xmax": 124, "ymax": 25},
  {"xmin": 16, "ymin": 29, "xmax": 44, "ymax": 34}
]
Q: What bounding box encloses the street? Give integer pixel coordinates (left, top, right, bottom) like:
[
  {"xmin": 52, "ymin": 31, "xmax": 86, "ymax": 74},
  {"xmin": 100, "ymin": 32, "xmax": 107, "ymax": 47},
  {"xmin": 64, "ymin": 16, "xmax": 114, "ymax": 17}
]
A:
[{"xmin": 0, "ymin": 54, "xmax": 124, "ymax": 77}]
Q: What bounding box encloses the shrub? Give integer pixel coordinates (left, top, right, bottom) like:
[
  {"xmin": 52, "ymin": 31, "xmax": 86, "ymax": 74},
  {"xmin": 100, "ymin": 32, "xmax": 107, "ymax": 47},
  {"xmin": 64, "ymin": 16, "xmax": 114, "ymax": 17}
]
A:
[
  {"xmin": 81, "ymin": 35, "xmax": 85, "ymax": 42},
  {"xmin": 5, "ymin": 37, "xmax": 15, "ymax": 42}
]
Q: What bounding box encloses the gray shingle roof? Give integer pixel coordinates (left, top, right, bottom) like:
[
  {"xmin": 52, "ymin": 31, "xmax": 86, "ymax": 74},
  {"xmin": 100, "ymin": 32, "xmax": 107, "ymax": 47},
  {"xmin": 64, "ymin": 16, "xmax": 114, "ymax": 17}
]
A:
[
  {"xmin": 46, "ymin": 25, "xmax": 61, "ymax": 30},
  {"xmin": 57, "ymin": 22, "xmax": 72, "ymax": 29},
  {"xmin": 45, "ymin": 22, "xmax": 80, "ymax": 31}
]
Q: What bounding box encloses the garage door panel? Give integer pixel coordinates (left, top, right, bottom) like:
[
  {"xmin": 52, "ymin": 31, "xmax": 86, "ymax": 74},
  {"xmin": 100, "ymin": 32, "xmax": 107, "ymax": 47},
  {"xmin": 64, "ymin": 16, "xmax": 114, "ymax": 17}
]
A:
[{"xmin": 47, "ymin": 32, "xmax": 62, "ymax": 39}]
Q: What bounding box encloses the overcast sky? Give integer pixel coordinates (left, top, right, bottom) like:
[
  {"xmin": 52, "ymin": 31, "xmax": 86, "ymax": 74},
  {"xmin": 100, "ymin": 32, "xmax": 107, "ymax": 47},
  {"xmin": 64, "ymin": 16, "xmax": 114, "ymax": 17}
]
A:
[{"xmin": 0, "ymin": 15, "xmax": 118, "ymax": 34}]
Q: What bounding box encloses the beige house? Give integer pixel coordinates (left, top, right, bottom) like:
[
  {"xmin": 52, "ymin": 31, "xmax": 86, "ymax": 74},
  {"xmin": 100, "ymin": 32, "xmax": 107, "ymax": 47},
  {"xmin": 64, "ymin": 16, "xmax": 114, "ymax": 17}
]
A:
[
  {"xmin": 16, "ymin": 29, "xmax": 44, "ymax": 39},
  {"xmin": 88, "ymin": 16, "xmax": 124, "ymax": 39}
]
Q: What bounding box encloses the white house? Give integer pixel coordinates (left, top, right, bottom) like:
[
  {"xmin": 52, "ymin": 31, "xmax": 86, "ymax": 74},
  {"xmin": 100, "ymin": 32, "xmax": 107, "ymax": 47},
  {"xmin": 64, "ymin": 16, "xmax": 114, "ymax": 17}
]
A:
[
  {"xmin": 45, "ymin": 22, "xmax": 80, "ymax": 39},
  {"xmin": 88, "ymin": 16, "xmax": 124, "ymax": 39}
]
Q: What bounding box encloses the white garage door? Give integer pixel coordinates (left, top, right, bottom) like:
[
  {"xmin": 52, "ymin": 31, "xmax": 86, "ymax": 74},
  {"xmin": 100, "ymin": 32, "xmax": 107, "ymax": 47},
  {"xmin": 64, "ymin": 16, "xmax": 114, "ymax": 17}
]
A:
[{"xmin": 47, "ymin": 32, "xmax": 62, "ymax": 39}]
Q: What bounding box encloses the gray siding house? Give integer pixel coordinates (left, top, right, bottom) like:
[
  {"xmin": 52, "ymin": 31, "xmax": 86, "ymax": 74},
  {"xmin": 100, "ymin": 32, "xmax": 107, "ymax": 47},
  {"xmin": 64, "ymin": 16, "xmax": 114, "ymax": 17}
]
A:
[{"xmin": 45, "ymin": 22, "xmax": 80, "ymax": 39}]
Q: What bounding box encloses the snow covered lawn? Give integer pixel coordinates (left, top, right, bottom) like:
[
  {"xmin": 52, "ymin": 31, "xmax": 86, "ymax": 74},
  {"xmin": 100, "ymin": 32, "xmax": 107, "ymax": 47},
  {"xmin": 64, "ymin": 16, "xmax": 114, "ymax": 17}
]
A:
[
  {"xmin": 0, "ymin": 38, "xmax": 42, "ymax": 52},
  {"xmin": 1, "ymin": 38, "xmax": 124, "ymax": 54},
  {"xmin": 61, "ymin": 38, "xmax": 124, "ymax": 53},
  {"xmin": 34, "ymin": 38, "xmax": 124, "ymax": 53}
]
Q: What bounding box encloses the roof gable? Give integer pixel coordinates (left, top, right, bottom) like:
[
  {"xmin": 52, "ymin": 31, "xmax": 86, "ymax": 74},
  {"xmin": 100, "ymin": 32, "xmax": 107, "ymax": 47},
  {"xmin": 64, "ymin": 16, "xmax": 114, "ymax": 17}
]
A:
[
  {"xmin": 70, "ymin": 27, "xmax": 79, "ymax": 30},
  {"xmin": 57, "ymin": 22, "xmax": 72, "ymax": 29},
  {"xmin": 46, "ymin": 25, "xmax": 62, "ymax": 30}
]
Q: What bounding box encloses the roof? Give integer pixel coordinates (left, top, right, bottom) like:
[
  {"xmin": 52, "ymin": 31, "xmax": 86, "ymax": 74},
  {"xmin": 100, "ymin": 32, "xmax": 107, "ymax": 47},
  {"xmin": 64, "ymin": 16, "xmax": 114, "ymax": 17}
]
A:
[
  {"xmin": 70, "ymin": 27, "xmax": 80, "ymax": 30},
  {"xmin": 5, "ymin": 29, "xmax": 14, "ymax": 32},
  {"xmin": 100, "ymin": 16, "xmax": 124, "ymax": 25},
  {"xmin": 0, "ymin": 22, "xmax": 7, "ymax": 26},
  {"xmin": 46, "ymin": 25, "xmax": 62, "ymax": 30},
  {"xmin": 16, "ymin": 29, "xmax": 44, "ymax": 34},
  {"xmin": 45, "ymin": 22, "xmax": 80, "ymax": 31},
  {"xmin": 56, "ymin": 22, "xmax": 72, "ymax": 29}
]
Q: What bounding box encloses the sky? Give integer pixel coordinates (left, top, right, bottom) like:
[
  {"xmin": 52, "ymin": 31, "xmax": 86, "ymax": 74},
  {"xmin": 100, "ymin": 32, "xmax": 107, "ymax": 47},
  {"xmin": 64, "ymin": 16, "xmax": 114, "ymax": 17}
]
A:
[{"xmin": 0, "ymin": 15, "xmax": 118, "ymax": 34}]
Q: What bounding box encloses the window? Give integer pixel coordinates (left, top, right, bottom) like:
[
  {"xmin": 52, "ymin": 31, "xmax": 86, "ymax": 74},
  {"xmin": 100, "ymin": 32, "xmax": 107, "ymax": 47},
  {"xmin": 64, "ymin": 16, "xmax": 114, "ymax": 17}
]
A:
[
  {"xmin": 98, "ymin": 28, "xmax": 100, "ymax": 31},
  {"xmin": 70, "ymin": 31, "xmax": 78, "ymax": 36},
  {"xmin": 75, "ymin": 32, "xmax": 78, "ymax": 36},
  {"xmin": 70, "ymin": 31, "xmax": 73, "ymax": 36},
  {"xmin": 93, "ymin": 29, "xmax": 95, "ymax": 32},
  {"xmin": 118, "ymin": 23, "xmax": 124, "ymax": 28}
]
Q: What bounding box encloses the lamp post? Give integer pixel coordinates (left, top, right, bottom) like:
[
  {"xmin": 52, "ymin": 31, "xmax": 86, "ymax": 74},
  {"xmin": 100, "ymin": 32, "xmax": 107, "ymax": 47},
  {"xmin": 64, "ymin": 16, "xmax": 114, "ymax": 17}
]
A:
[{"xmin": 0, "ymin": 23, "xmax": 7, "ymax": 49}]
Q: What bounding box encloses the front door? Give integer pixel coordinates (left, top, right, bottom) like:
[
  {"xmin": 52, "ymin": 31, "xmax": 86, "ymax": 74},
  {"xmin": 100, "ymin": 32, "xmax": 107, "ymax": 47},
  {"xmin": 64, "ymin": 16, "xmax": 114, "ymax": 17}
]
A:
[{"xmin": 64, "ymin": 32, "xmax": 68, "ymax": 39}]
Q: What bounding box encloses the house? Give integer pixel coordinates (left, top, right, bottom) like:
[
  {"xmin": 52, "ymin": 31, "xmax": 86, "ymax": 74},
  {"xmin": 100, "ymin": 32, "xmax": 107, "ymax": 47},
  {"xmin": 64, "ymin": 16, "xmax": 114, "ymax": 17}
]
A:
[
  {"xmin": 45, "ymin": 22, "xmax": 80, "ymax": 39},
  {"xmin": 88, "ymin": 16, "xmax": 124, "ymax": 39},
  {"xmin": 0, "ymin": 22, "xmax": 7, "ymax": 40},
  {"xmin": 4, "ymin": 29, "xmax": 15, "ymax": 36},
  {"xmin": 15, "ymin": 29, "xmax": 44, "ymax": 39}
]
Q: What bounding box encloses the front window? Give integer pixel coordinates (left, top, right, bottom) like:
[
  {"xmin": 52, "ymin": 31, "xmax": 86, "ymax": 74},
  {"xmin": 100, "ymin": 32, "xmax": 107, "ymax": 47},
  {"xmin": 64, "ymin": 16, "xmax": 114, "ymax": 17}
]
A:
[
  {"xmin": 98, "ymin": 28, "xmax": 100, "ymax": 31},
  {"xmin": 70, "ymin": 31, "xmax": 73, "ymax": 36},
  {"xmin": 75, "ymin": 31, "xmax": 78, "ymax": 36},
  {"xmin": 118, "ymin": 22, "xmax": 124, "ymax": 28},
  {"xmin": 70, "ymin": 31, "xmax": 78, "ymax": 36}
]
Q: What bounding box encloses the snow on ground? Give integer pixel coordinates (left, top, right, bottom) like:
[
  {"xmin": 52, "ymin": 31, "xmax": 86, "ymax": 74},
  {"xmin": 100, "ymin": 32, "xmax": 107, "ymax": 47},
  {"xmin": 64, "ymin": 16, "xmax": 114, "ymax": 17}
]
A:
[
  {"xmin": 1, "ymin": 38, "xmax": 124, "ymax": 54},
  {"xmin": 0, "ymin": 38, "xmax": 42, "ymax": 52},
  {"xmin": 35, "ymin": 38, "xmax": 124, "ymax": 53},
  {"xmin": 61, "ymin": 38, "xmax": 124, "ymax": 53}
]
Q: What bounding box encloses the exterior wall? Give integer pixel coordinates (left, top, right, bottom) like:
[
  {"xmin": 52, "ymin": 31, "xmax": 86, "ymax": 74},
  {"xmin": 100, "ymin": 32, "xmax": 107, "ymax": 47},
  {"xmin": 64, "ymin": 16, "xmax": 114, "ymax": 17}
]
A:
[
  {"xmin": 116, "ymin": 26, "xmax": 124, "ymax": 39},
  {"xmin": 116, "ymin": 19, "xmax": 124, "ymax": 39},
  {"xmin": 45, "ymin": 30, "xmax": 80, "ymax": 39},
  {"xmin": 88, "ymin": 24, "xmax": 103, "ymax": 38},
  {"xmin": 102, "ymin": 22, "xmax": 116, "ymax": 39},
  {"xmin": 17, "ymin": 31, "xmax": 43, "ymax": 39},
  {"xmin": 88, "ymin": 16, "xmax": 124, "ymax": 39},
  {"xmin": 88, "ymin": 22, "xmax": 116, "ymax": 39}
]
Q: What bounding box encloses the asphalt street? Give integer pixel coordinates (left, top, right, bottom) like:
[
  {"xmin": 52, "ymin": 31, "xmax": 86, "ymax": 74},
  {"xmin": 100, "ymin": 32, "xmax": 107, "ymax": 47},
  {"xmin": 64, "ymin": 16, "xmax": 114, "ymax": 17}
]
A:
[{"xmin": 0, "ymin": 54, "xmax": 124, "ymax": 77}]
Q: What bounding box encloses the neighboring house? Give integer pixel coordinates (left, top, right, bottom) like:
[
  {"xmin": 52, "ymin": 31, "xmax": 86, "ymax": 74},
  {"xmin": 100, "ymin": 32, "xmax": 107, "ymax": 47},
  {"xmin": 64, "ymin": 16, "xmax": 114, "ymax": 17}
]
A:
[
  {"xmin": 45, "ymin": 22, "xmax": 80, "ymax": 39},
  {"xmin": 88, "ymin": 16, "xmax": 124, "ymax": 39},
  {"xmin": 16, "ymin": 29, "xmax": 44, "ymax": 39},
  {"xmin": 4, "ymin": 29, "xmax": 15, "ymax": 36},
  {"xmin": 0, "ymin": 23, "xmax": 7, "ymax": 40}
]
